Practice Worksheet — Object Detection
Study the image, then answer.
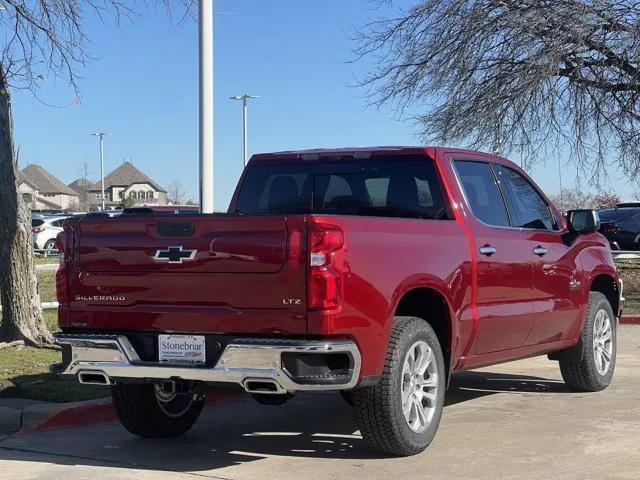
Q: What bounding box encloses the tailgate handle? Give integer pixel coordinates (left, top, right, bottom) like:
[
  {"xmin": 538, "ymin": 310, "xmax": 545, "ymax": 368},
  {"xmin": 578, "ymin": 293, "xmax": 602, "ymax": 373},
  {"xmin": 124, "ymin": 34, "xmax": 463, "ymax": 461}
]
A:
[{"xmin": 158, "ymin": 223, "xmax": 195, "ymax": 237}]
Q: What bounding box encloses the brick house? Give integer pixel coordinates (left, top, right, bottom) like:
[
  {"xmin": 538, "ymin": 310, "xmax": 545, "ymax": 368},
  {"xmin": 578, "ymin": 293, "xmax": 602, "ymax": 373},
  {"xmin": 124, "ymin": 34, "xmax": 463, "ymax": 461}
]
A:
[
  {"xmin": 18, "ymin": 164, "xmax": 80, "ymax": 211},
  {"xmin": 69, "ymin": 161, "xmax": 167, "ymax": 210}
]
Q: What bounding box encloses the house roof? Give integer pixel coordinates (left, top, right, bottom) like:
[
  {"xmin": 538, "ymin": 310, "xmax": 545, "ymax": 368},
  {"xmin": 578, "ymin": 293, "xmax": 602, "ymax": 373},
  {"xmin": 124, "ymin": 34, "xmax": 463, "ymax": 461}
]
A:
[
  {"xmin": 19, "ymin": 164, "xmax": 79, "ymax": 196},
  {"xmin": 68, "ymin": 178, "xmax": 94, "ymax": 192},
  {"xmin": 35, "ymin": 196, "xmax": 63, "ymax": 210},
  {"xmin": 70, "ymin": 162, "xmax": 165, "ymax": 193}
]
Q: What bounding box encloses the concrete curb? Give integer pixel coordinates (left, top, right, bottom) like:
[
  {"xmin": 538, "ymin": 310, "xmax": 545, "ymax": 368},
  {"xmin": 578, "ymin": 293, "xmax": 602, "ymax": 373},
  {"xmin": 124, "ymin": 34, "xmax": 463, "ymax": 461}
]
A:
[
  {"xmin": 35, "ymin": 264, "xmax": 59, "ymax": 271},
  {"xmin": 19, "ymin": 397, "xmax": 115, "ymax": 434},
  {"xmin": 621, "ymin": 316, "xmax": 640, "ymax": 325},
  {"xmin": 5, "ymin": 390, "xmax": 241, "ymax": 438},
  {"xmin": 0, "ymin": 407, "xmax": 22, "ymax": 438}
]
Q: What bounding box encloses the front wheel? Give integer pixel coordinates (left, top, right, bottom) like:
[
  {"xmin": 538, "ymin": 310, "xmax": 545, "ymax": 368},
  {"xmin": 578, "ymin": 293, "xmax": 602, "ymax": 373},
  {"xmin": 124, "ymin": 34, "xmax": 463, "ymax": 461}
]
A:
[
  {"xmin": 352, "ymin": 316, "xmax": 446, "ymax": 456},
  {"xmin": 559, "ymin": 292, "xmax": 617, "ymax": 392},
  {"xmin": 111, "ymin": 383, "xmax": 205, "ymax": 438}
]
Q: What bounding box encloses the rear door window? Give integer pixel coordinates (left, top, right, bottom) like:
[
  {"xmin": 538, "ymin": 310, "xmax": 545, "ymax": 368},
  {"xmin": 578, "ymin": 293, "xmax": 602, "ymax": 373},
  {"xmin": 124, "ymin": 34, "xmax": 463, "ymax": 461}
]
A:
[
  {"xmin": 494, "ymin": 165, "xmax": 556, "ymax": 230},
  {"xmin": 235, "ymin": 156, "xmax": 451, "ymax": 220},
  {"xmin": 32, "ymin": 219, "xmax": 44, "ymax": 227},
  {"xmin": 453, "ymin": 161, "xmax": 510, "ymax": 227},
  {"xmin": 51, "ymin": 219, "xmax": 68, "ymax": 227}
]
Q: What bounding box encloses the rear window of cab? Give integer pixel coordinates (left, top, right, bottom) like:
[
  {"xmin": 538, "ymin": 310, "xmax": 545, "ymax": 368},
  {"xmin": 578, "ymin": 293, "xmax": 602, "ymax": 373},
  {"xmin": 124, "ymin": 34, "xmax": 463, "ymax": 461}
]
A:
[{"xmin": 235, "ymin": 156, "xmax": 451, "ymax": 220}]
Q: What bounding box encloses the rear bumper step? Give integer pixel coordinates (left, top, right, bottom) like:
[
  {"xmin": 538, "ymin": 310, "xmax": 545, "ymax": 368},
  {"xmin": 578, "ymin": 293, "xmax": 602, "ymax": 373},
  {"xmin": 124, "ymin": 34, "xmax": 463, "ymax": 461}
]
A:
[{"xmin": 54, "ymin": 334, "xmax": 361, "ymax": 393}]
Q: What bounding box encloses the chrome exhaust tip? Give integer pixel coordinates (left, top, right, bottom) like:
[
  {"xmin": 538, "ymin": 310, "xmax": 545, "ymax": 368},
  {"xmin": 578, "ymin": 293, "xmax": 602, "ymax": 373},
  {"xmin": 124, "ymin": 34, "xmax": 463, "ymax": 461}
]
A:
[
  {"xmin": 243, "ymin": 378, "xmax": 286, "ymax": 395},
  {"xmin": 78, "ymin": 371, "xmax": 111, "ymax": 386}
]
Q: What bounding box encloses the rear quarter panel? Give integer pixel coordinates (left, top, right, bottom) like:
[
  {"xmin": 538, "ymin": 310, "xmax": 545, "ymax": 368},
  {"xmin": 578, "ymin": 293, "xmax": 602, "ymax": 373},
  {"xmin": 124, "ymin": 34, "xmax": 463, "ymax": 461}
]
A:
[{"xmin": 306, "ymin": 215, "xmax": 472, "ymax": 378}]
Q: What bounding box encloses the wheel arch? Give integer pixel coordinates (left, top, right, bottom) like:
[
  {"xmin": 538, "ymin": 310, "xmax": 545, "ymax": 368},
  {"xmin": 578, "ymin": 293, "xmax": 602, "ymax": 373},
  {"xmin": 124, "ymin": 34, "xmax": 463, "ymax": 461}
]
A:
[
  {"xmin": 589, "ymin": 273, "xmax": 620, "ymax": 318},
  {"xmin": 392, "ymin": 285, "xmax": 456, "ymax": 382}
]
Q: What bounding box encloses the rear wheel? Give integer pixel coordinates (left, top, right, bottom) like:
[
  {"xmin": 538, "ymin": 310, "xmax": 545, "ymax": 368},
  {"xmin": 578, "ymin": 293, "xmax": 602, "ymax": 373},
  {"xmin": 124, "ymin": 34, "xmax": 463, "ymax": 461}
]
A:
[
  {"xmin": 559, "ymin": 292, "xmax": 617, "ymax": 392},
  {"xmin": 352, "ymin": 316, "xmax": 446, "ymax": 456},
  {"xmin": 44, "ymin": 239, "xmax": 57, "ymax": 251},
  {"xmin": 111, "ymin": 383, "xmax": 205, "ymax": 438}
]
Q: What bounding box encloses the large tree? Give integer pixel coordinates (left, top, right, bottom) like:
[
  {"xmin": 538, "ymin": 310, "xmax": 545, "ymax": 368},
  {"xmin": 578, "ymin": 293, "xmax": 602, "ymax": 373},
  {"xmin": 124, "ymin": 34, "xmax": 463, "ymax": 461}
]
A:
[
  {"xmin": 355, "ymin": 0, "xmax": 640, "ymax": 175},
  {"xmin": 0, "ymin": 1, "xmax": 194, "ymax": 347}
]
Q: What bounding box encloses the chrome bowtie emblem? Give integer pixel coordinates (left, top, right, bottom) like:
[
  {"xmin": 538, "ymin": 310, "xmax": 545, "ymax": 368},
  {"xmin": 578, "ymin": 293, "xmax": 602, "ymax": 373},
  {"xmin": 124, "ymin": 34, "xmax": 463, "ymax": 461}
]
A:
[{"xmin": 154, "ymin": 246, "xmax": 197, "ymax": 264}]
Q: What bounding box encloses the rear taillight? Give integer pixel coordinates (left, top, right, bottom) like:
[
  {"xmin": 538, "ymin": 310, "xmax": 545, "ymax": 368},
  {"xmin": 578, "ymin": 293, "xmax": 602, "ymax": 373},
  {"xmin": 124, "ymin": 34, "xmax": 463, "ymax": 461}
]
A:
[
  {"xmin": 32, "ymin": 227, "xmax": 44, "ymax": 234},
  {"xmin": 55, "ymin": 232, "xmax": 68, "ymax": 304},
  {"xmin": 308, "ymin": 228, "xmax": 344, "ymax": 310}
]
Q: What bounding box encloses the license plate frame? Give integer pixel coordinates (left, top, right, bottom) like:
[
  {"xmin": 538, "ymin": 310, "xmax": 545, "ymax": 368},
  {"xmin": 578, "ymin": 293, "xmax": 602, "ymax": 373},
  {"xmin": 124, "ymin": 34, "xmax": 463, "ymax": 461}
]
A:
[{"xmin": 158, "ymin": 334, "xmax": 206, "ymax": 365}]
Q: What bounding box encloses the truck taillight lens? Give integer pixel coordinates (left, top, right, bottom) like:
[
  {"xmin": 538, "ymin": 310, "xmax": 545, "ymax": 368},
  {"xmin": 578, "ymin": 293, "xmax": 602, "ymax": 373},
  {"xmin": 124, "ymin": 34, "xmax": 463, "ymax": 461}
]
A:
[
  {"xmin": 308, "ymin": 228, "xmax": 344, "ymax": 310},
  {"xmin": 55, "ymin": 232, "xmax": 68, "ymax": 304}
]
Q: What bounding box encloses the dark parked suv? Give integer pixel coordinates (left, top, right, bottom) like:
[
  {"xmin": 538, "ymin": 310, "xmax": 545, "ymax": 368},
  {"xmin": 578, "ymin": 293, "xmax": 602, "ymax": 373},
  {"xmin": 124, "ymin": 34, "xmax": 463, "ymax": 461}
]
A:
[{"xmin": 598, "ymin": 206, "xmax": 640, "ymax": 250}]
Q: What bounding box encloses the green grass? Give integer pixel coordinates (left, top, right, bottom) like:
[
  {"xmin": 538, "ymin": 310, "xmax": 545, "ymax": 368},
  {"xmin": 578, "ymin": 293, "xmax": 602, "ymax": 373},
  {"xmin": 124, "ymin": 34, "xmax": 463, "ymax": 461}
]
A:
[
  {"xmin": 37, "ymin": 269, "xmax": 57, "ymax": 303},
  {"xmin": 0, "ymin": 265, "xmax": 110, "ymax": 402},
  {"xmin": 43, "ymin": 309, "xmax": 58, "ymax": 332},
  {"xmin": 34, "ymin": 256, "xmax": 59, "ymax": 265},
  {"xmin": 0, "ymin": 309, "xmax": 109, "ymax": 403},
  {"xmin": 0, "ymin": 269, "xmax": 57, "ymax": 303}
]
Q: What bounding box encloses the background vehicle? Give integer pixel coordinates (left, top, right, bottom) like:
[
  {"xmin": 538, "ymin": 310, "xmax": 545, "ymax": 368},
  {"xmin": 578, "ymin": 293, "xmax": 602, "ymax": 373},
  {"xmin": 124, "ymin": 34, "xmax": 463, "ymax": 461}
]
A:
[
  {"xmin": 598, "ymin": 206, "xmax": 640, "ymax": 250},
  {"xmin": 84, "ymin": 211, "xmax": 122, "ymax": 219},
  {"xmin": 54, "ymin": 147, "xmax": 620, "ymax": 456},
  {"xmin": 121, "ymin": 205, "xmax": 200, "ymax": 215},
  {"xmin": 32, "ymin": 215, "xmax": 74, "ymax": 250}
]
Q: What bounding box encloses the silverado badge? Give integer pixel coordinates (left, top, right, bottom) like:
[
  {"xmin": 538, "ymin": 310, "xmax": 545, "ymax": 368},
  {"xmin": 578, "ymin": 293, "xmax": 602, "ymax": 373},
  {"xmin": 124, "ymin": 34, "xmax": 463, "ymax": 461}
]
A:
[{"xmin": 154, "ymin": 246, "xmax": 197, "ymax": 264}]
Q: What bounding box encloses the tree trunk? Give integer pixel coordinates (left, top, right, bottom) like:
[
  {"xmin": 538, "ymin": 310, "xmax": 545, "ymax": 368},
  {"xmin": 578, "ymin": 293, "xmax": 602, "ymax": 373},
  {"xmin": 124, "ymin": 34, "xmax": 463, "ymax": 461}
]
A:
[{"xmin": 0, "ymin": 69, "xmax": 54, "ymax": 347}]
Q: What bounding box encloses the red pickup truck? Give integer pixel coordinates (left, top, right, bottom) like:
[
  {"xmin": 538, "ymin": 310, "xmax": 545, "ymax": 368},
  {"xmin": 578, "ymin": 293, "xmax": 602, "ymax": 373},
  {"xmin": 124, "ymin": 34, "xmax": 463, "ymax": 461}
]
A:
[{"xmin": 54, "ymin": 147, "xmax": 621, "ymax": 456}]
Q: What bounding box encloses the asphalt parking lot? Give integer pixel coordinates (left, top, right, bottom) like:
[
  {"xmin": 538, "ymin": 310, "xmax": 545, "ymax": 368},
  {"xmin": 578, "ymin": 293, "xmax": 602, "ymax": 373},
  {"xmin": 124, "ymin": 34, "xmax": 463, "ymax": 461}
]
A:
[{"xmin": 1, "ymin": 326, "xmax": 638, "ymax": 480}]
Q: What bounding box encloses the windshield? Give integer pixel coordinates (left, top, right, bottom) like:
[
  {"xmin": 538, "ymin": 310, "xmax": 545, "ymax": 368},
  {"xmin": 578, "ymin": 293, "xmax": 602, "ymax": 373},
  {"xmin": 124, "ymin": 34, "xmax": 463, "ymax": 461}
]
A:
[{"xmin": 235, "ymin": 156, "xmax": 450, "ymax": 220}]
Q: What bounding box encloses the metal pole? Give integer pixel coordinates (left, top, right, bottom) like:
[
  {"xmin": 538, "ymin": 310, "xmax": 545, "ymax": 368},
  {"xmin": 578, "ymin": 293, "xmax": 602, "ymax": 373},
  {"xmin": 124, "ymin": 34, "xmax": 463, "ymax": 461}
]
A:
[
  {"xmin": 230, "ymin": 95, "xmax": 259, "ymax": 167},
  {"xmin": 99, "ymin": 134, "xmax": 105, "ymax": 211},
  {"xmin": 199, "ymin": 0, "xmax": 214, "ymax": 213},
  {"xmin": 243, "ymin": 97, "xmax": 248, "ymax": 167}
]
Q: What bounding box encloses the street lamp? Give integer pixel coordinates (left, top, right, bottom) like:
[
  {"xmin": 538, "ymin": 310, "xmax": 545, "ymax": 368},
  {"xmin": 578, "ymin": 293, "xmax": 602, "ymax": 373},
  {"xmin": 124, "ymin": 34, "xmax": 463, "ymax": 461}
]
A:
[
  {"xmin": 91, "ymin": 133, "xmax": 107, "ymax": 211},
  {"xmin": 230, "ymin": 94, "xmax": 259, "ymax": 167}
]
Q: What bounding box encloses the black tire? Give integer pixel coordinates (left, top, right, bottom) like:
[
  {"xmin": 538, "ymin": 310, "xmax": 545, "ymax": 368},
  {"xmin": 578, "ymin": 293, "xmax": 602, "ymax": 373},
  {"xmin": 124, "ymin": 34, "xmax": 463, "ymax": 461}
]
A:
[
  {"xmin": 111, "ymin": 383, "xmax": 205, "ymax": 438},
  {"xmin": 44, "ymin": 239, "xmax": 57, "ymax": 251},
  {"xmin": 559, "ymin": 292, "xmax": 617, "ymax": 392},
  {"xmin": 352, "ymin": 316, "xmax": 446, "ymax": 456}
]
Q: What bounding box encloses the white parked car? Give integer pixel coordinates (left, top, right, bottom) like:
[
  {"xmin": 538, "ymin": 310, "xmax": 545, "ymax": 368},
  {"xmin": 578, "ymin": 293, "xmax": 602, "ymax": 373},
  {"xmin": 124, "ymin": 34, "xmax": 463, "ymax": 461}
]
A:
[{"xmin": 32, "ymin": 216, "xmax": 73, "ymax": 251}]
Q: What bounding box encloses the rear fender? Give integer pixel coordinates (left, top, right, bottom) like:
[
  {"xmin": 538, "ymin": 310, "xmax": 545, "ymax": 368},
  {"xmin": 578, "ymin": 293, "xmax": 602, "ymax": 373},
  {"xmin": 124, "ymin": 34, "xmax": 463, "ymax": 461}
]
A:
[{"xmin": 386, "ymin": 277, "xmax": 458, "ymax": 382}]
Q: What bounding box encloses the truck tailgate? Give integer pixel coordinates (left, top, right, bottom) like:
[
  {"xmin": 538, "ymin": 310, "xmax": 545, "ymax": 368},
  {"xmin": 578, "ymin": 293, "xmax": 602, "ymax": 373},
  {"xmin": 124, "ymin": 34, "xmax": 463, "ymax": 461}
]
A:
[{"xmin": 65, "ymin": 215, "xmax": 308, "ymax": 334}]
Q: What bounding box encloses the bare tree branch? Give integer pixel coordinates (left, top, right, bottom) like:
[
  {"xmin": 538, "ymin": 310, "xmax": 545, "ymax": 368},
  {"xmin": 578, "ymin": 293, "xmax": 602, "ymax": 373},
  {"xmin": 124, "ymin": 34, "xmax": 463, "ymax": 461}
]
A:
[
  {"xmin": 354, "ymin": 0, "xmax": 640, "ymax": 181},
  {"xmin": 0, "ymin": 0, "xmax": 196, "ymax": 347}
]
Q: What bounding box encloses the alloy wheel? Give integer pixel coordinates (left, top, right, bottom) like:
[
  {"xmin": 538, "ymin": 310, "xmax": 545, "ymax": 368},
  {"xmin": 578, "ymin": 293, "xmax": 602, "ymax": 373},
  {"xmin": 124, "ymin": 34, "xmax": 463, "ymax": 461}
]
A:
[
  {"xmin": 593, "ymin": 308, "xmax": 614, "ymax": 376},
  {"xmin": 400, "ymin": 340, "xmax": 439, "ymax": 433}
]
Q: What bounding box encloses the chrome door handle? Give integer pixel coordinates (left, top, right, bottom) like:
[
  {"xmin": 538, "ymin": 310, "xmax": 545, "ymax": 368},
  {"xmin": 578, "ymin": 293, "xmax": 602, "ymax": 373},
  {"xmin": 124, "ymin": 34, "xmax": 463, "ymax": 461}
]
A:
[
  {"xmin": 479, "ymin": 245, "xmax": 497, "ymax": 256},
  {"xmin": 533, "ymin": 246, "xmax": 548, "ymax": 256}
]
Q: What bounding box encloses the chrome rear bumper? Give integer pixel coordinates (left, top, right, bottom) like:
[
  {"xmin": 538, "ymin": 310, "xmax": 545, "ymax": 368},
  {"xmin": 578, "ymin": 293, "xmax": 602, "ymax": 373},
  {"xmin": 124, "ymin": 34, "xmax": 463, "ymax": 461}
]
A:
[{"xmin": 54, "ymin": 334, "xmax": 361, "ymax": 393}]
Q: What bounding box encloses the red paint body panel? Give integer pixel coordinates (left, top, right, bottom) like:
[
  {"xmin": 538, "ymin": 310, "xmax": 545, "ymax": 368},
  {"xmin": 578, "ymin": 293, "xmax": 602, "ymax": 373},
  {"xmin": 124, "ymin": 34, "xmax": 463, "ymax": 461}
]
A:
[{"xmin": 58, "ymin": 146, "xmax": 620, "ymax": 381}]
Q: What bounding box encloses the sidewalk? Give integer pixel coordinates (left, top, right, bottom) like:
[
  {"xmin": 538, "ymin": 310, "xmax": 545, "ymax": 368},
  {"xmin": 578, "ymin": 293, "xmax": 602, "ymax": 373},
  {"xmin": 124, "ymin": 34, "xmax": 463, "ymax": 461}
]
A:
[{"xmin": 1, "ymin": 328, "xmax": 638, "ymax": 480}]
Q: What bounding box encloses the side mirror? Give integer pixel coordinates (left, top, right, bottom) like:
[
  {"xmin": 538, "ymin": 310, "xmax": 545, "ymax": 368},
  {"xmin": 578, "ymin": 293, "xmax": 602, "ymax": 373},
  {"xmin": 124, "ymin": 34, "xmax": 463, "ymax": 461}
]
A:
[{"xmin": 566, "ymin": 209, "xmax": 600, "ymax": 233}]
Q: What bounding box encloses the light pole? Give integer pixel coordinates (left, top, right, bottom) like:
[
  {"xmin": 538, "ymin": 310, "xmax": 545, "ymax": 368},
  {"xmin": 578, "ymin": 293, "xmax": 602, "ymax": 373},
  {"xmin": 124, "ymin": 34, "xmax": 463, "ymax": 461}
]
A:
[
  {"xmin": 91, "ymin": 133, "xmax": 107, "ymax": 211},
  {"xmin": 230, "ymin": 94, "xmax": 259, "ymax": 167},
  {"xmin": 199, "ymin": 0, "xmax": 215, "ymax": 213}
]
